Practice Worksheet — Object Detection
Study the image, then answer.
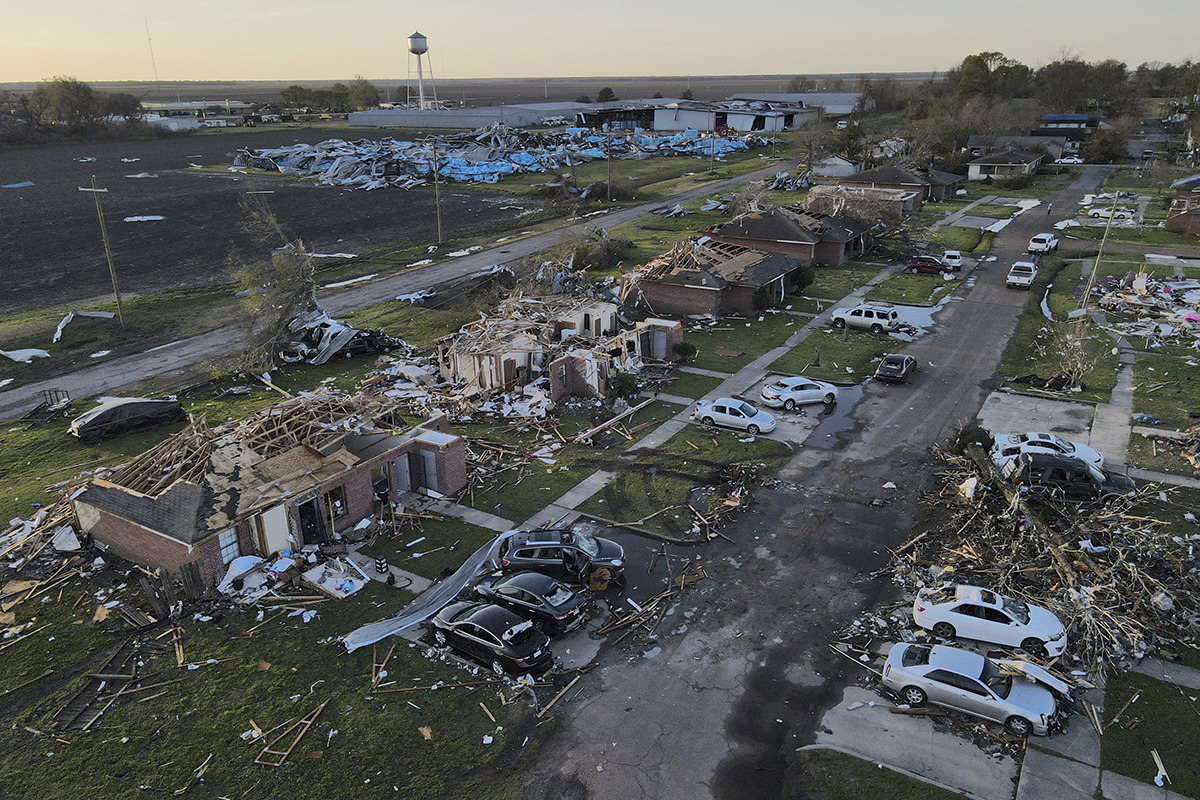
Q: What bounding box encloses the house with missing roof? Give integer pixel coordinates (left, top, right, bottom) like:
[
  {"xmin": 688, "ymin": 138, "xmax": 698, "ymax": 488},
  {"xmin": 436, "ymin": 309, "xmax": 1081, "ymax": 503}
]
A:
[
  {"xmin": 70, "ymin": 395, "xmax": 467, "ymax": 589},
  {"xmin": 837, "ymin": 165, "xmax": 965, "ymax": 208},
  {"xmin": 1166, "ymin": 174, "xmax": 1200, "ymax": 235},
  {"xmin": 706, "ymin": 206, "xmax": 871, "ymax": 267}
]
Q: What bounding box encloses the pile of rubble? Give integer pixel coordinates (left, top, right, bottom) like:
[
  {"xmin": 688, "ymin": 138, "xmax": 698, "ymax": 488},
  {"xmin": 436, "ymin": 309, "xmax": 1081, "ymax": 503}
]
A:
[
  {"xmin": 233, "ymin": 124, "xmax": 768, "ymax": 190},
  {"xmin": 1093, "ymin": 268, "xmax": 1200, "ymax": 348}
]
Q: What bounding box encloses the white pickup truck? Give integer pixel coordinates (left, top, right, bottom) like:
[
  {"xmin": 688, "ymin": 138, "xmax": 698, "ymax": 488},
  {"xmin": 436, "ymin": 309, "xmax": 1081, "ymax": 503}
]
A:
[
  {"xmin": 1027, "ymin": 233, "xmax": 1058, "ymax": 253},
  {"xmin": 1006, "ymin": 261, "xmax": 1038, "ymax": 289}
]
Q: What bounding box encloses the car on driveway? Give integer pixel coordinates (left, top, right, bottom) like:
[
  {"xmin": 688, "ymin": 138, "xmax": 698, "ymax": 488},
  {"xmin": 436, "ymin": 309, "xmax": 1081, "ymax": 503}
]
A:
[
  {"xmin": 881, "ymin": 643, "xmax": 1059, "ymax": 736},
  {"xmin": 830, "ymin": 302, "xmax": 901, "ymax": 334},
  {"xmin": 907, "ymin": 255, "xmax": 952, "ymax": 275},
  {"xmin": 692, "ymin": 397, "xmax": 776, "ymax": 434},
  {"xmin": 1005, "ymin": 261, "xmax": 1037, "ymax": 289},
  {"xmin": 874, "ymin": 354, "xmax": 917, "ymax": 383},
  {"xmin": 429, "ymin": 601, "xmax": 553, "ymax": 676},
  {"xmin": 913, "ymin": 585, "xmax": 1067, "ymax": 658},
  {"xmin": 68, "ymin": 397, "xmax": 186, "ymax": 444},
  {"xmin": 759, "ymin": 376, "xmax": 838, "ymax": 410},
  {"xmin": 474, "ymin": 571, "xmax": 587, "ymax": 635},
  {"xmin": 1085, "ymin": 206, "xmax": 1134, "ymax": 220},
  {"xmin": 991, "ymin": 431, "xmax": 1104, "ymax": 469},
  {"xmin": 1003, "ymin": 452, "xmax": 1136, "ymax": 503},
  {"xmin": 940, "ymin": 251, "xmax": 963, "ymax": 270},
  {"xmin": 498, "ymin": 528, "xmax": 625, "ymax": 583}
]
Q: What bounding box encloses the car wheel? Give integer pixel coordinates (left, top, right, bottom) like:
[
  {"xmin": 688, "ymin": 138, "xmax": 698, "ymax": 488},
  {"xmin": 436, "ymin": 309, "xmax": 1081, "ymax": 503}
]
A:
[
  {"xmin": 783, "ymin": 399, "xmax": 796, "ymax": 411},
  {"xmin": 902, "ymin": 686, "xmax": 927, "ymax": 707},
  {"xmin": 746, "ymin": 424, "xmax": 760, "ymax": 435},
  {"xmin": 833, "ymin": 318, "xmax": 846, "ymax": 329},
  {"xmin": 1005, "ymin": 716, "xmax": 1034, "ymax": 737},
  {"xmin": 932, "ymin": 622, "xmax": 956, "ymax": 639},
  {"xmin": 822, "ymin": 393, "xmax": 836, "ymax": 405},
  {"xmin": 491, "ymin": 659, "xmax": 508, "ymax": 677},
  {"xmin": 433, "ymin": 629, "xmax": 447, "ymax": 647},
  {"xmin": 1021, "ymin": 638, "xmax": 1048, "ymax": 659},
  {"xmin": 870, "ymin": 324, "xmax": 883, "ymax": 334},
  {"xmin": 701, "ymin": 416, "xmax": 715, "ymax": 427}
]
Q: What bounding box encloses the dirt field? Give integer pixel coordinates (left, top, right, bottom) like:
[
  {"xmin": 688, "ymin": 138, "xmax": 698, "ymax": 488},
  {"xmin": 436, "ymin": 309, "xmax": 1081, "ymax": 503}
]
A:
[{"xmin": 0, "ymin": 126, "xmax": 545, "ymax": 315}]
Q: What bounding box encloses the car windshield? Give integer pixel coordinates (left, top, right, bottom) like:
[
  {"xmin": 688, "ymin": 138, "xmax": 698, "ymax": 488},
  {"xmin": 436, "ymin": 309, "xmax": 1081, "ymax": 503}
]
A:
[
  {"xmin": 900, "ymin": 645, "xmax": 931, "ymax": 667},
  {"xmin": 1086, "ymin": 463, "xmax": 1107, "ymax": 483},
  {"xmin": 1001, "ymin": 596, "xmax": 1031, "ymax": 625},
  {"xmin": 570, "ymin": 531, "xmax": 601, "ymax": 558},
  {"xmin": 980, "ymin": 659, "xmax": 1013, "ymax": 699},
  {"xmin": 502, "ymin": 619, "xmax": 537, "ymax": 645},
  {"xmin": 737, "ymin": 401, "xmax": 758, "ymax": 417}
]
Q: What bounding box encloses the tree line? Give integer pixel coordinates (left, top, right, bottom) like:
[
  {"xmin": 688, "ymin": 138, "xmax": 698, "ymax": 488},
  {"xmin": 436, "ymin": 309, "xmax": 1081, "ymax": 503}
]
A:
[
  {"xmin": 1, "ymin": 76, "xmax": 144, "ymax": 141},
  {"xmin": 278, "ymin": 77, "xmax": 379, "ymax": 112}
]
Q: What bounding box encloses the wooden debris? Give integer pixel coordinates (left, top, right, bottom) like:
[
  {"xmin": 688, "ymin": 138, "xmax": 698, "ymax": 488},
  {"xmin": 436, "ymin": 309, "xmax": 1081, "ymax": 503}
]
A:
[
  {"xmin": 255, "ymin": 700, "xmax": 328, "ymax": 767},
  {"xmin": 537, "ymin": 675, "xmax": 581, "ymax": 718}
]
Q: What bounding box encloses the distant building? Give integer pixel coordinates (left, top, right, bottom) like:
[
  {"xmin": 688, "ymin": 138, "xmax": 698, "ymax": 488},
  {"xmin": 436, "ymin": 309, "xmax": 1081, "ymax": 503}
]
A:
[
  {"xmin": 811, "ymin": 155, "xmax": 861, "ymax": 178},
  {"xmin": 706, "ymin": 206, "xmax": 870, "ymax": 267},
  {"xmin": 838, "ymin": 164, "xmax": 964, "ymax": 207},
  {"xmin": 966, "ymin": 148, "xmax": 1045, "ymax": 181},
  {"xmin": 1166, "ymin": 173, "xmax": 1200, "ymax": 235},
  {"xmin": 1030, "ymin": 114, "xmax": 1099, "ymax": 143},
  {"xmin": 727, "ymin": 92, "xmax": 870, "ymax": 117},
  {"xmin": 967, "ymin": 135, "xmax": 1068, "ymax": 161}
]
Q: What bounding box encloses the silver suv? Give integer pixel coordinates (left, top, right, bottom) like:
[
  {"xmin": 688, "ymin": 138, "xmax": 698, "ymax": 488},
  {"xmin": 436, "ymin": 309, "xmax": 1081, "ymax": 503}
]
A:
[{"xmin": 830, "ymin": 302, "xmax": 900, "ymax": 334}]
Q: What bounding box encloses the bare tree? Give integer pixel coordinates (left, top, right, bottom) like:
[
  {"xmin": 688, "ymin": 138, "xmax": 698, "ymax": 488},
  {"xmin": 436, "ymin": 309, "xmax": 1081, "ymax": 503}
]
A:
[{"xmin": 1033, "ymin": 322, "xmax": 1105, "ymax": 387}]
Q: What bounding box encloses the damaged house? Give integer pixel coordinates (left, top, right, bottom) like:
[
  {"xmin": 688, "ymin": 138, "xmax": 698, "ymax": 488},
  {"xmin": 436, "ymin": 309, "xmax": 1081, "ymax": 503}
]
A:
[
  {"xmin": 706, "ymin": 205, "xmax": 871, "ymax": 267},
  {"xmin": 70, "ymin": 394, "xmax": 467, "ymax": 589},
  {"xmin": 966, "ymin": 148, "xmax": 1045, "ymax": 182},
  {"xmin": 623, "ymin": 238, "xmax": 802, "ymax": 316},
  {"xmin": 838, "ymin": 164, "xmax": 965, "ymax": 208},
  {"xmin": 1166, "ymin": 173, "xmax": 1200, "ymax": 235}
]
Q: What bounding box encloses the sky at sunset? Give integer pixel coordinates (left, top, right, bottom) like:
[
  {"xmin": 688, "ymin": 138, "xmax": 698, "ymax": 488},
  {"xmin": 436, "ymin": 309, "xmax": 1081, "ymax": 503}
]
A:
[{"xmin": 5, "ymin": 0, "xmax": 1198, "ymax": 83}]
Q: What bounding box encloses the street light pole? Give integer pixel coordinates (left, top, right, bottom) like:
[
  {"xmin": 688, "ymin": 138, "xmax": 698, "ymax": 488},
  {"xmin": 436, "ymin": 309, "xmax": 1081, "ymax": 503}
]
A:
[{"xmin": 79, "ymin": 176, "xmax": 126, "ymax": 329}]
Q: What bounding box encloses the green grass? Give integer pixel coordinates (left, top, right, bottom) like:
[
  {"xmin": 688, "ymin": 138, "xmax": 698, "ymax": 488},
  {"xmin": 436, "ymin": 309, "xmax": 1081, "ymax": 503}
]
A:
[
  {"xmin": 1126, "ymin": 435, "xmax": 1196, "ymax": 476},
  {"xmin": 866, "ymin": 273, "xmax": 959, "ymax": 306},
  {"xmin": 665, "ymin": 370, "xmax": 725, "ymax": 399},
  {"xmin": 805, "ymin": 264, "xmax": 885, "ymax": 301},
  {"xmin": 768, "ymin": 328, "xmax": 886, "ymax": 383},
  {"xmin": 1101, "ymin": 671, "xmax": 1200, "ymax": 799},
  {"xmin": 967, "ymin": 203, "xmax": 1019, "ymax": 219},
  {"xmin": 357, "ymin": 516, "xmax": 501, "ymax": 581},
  {"xmin": 684, "ymin": 313, "xmax": 800, "ymax": 372},
  {"xmin": 932, "ymin": 227, "xmax": 995, "ymax": 257},
  {"xmin": 784, "ymin": 749, "xmax": 969, "ymax": 800},
  {"xmin": 1065, "ymin": 227, "xmax": 1200, "ymax": 249},
  {"xmin": 607, "ymin": 202, "xmax": 730, "ymax": 267},
  {"xmin": 1132, "ymin": 352, "xmax": 1200, "ymax": 430},
  {"xmin": 575, "ymin": 429, "xmax": 792, "ymax": 538}
]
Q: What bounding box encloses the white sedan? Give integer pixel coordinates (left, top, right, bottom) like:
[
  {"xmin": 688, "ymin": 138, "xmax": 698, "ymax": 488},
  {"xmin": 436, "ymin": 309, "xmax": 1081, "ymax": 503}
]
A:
[
  {"xmin": 1055, "ymin": 155, "xmax": 1084, "ymax": 165},
  {"xmin": 913, "ymin": 585, "xmax": 1067, "ymax": 658},
  {"xmin": 1086, "ymin": 206, "xmax": 1134, "ymax": 220},
  {"xmin": 691, "ymin": 398, "xmax": 776, "ymax": 435},
  {"xmin": 759, "ymin": 376, "xmax": 838, "ymax": 410},
  {"xmin": 991, "ymin": 431, "xmax": 1104, "ymax": 469}
]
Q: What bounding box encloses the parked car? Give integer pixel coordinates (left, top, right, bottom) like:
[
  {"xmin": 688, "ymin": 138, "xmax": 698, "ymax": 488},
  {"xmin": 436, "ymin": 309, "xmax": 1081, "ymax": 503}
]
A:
[
  {"xmin": 692, "ymin": 397, "xmax": 776, "ymax": 435},
  {"xmin": 1002, "ymin": 452, "xmax": 1136, "ymax": 503},
  {"xmin": 940, "ymin": 251, "xmax": 964, "ymax": 270},
  {"xmin": 498, "ymin": 528, "xmax": 625, "ymax": 582},
  {"xmin": 831, "ymin": 302, "xmax": 901, "ymax": 334},
  {"xmin": 759, "ymin": 376, "xmax": 838, "ymax": 410},
  {"xmin": 907, "ymin": 255, "xmax": 952, "ymax": 275},
  {"xmin": 473, "ymin": 571, "xmax": 587, "ymax": 635},
  {"xmin": 1086, "ymin": 207, "xmax": 1134, "ymax": 220},
  {"xmin": 881, "ymin": 643, "xmax": 1059, "ymax": 736},
  {"xmin": 1055, "ymin": 155, "xmax": 1083, "ymax": 165},
  {"xmin": 1027, "ymin": 234, "xmax": 1059, "ymax": 253},
  {"xmin": 1005, "ymin": 261, "xmax": 1037, "ymax": 289},
  {"xmin": 68, "ymin": 397, "xmax": 186, "ymax": 444},
  {"xmin": 991, "ymin": 431, "xmax": 1104, "ymax": 469},
  {"xmin": 874, "ymin": 354, "xmax": 917, "ymax": 383},
  {"xmin": 912, "ymin": 585, "xmax": 1067, "ymax": 658},
  {"xmin": 428, "ymin": 601, "xmax": 553, "ymax": 676}
]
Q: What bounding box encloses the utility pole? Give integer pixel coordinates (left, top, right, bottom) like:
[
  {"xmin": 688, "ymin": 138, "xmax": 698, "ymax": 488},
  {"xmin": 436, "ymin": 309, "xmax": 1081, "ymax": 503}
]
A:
[
  {"xmin": 79, "ymin": 176, "xmax": 126, "ymax": 329},
  {"xmin": 710, "ymin": 105, "xmax": 717, "ymax": 173},
  {"xmin": 431, "ymin": 140, "xmax": 443, "ymax": 245},
  {"xmin": 606, "ymin": 124, "xmax": 613, "ymax": 202}
]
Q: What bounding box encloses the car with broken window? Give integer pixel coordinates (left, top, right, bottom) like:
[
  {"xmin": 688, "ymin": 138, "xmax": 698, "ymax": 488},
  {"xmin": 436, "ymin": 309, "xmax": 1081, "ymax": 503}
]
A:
[
  {"xmin": 830, "ymin": 302, "xmax": 901, "ymax": 334},
  {"xmin": 691, "ymin": 398, "xmax": 776, "ymax": 435},
  {"xmin": 498, "ymin": 528, "xmax": 625, "ymax": 583},
  {"xmin": 759, "ymin": 376, "xmax": 838, "ymax": 410},
  {"xmin": 1003, "ymin": 452, "xmax": 1136, "ymax": 503},
  {"xmin": 991, "ymin": 431, "xmax": 1104, "ymax": 469},
  {"xmin": 874, "ymin": 354, "xmax": 917, "ymax": 383},
  {"xmin": 429, "ymin": 601, "xmax": 553, "ymax": 675},
  {"xmin": 881, "ymin": 643, "xmax": 1061, "ymax": 736},
  {"xmin": 913, "ymin": 585, "xmax": 1067, "ymax": 658},
  {"xmin": 68, "ymin": 397, "xmax": 186, "ymax": 444},
  {"xmin": 1005, "ymin": 261, "xmax": 1037, "ymax": 289},
  {"xmin": 473, "ymin": 571, "xmax": 587, "ymax": 635}
]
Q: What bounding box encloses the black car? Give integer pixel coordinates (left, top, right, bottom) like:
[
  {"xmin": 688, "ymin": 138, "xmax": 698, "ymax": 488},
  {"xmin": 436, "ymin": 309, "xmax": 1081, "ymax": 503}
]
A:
[
  {"xmin": 68, "ymin": 397, "xmax": 186, "ymax": 444},
  {"xmin": 1004, "ymin": 452, "xmax": 1136, "ymax": 503},
  {"xmin": 874, "ymin": 354, "xmax": 918, "ymax": 383},
  {"xmin": 429, "ymin": 601, "xmax": 553, "ymax": 676},
  {"xmin": 474, "ymin": 571, "xmax": 587, "ymax": 635},
  {"xmin": 498, "ymin": 528, "xmax": 625, "ymax": 583}
]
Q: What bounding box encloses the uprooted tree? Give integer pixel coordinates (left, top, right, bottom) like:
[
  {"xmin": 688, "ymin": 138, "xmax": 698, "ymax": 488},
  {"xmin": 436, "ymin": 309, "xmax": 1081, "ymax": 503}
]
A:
[{"xmin": 1032, "ymin": 320, "xmax": 1106, "ymax": 389}]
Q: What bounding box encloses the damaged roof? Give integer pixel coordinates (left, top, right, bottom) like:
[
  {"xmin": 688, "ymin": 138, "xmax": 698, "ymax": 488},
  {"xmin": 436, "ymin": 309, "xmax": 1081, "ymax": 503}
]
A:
[
  {"xmin": 969, "ymin": 148, "xmax": 1044, "ymax": 165},
  {"xmin": 643, "ymin": 239, "xmax": 797, "ymax": 289},
  {"xmin": 841, "ymin": 165, "xmax": 930, "ymax": 186}
]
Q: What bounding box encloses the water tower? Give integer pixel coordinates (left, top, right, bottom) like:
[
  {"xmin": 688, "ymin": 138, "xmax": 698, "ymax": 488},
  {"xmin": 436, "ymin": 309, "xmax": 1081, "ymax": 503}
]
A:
[{"xmin": 408, "ymin": 31, "xmax": 432, "ymax": 110}]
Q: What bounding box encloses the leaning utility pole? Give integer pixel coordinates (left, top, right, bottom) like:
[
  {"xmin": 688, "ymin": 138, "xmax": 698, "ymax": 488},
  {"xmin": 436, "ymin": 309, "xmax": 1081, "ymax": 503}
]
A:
[
  {"xmin": 78, "ymin": 176, "xmax": 126, "ymax": 329},
  {"xmin": 430, "ymin": 139, "xmax": 444, "ymax": 245}
]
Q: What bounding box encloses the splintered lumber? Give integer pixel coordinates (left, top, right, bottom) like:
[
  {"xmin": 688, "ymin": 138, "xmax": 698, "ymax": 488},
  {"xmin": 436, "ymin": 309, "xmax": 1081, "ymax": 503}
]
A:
[
  {"xmin": 536, "ymin": 675, "xmax": 581, "ymax": 718},
  {"xmin": 255, "ymin": 700, "xmax": 328, "ymax": 766},
  {"xmin": 572, "ymin": 398, "xmax": 654, "ymax": 443}
]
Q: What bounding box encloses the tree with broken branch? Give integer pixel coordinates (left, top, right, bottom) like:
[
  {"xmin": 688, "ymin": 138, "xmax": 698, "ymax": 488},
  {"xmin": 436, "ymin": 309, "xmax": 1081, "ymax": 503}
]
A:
[{"xmin": 1032, "ymin": 321, "xmax": 1106, "ymax": 389}]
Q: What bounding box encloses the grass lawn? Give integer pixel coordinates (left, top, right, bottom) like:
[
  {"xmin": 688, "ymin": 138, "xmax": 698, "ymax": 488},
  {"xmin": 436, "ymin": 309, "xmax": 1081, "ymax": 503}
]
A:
[
  {"xmin": 357, "ymin": 515, "xmax": 501, "ymax": 581},
  {"xmin": 665, "ymin": 370, "xmax": 726, "ymax": 399},
  {"xmin": 784, "ymin": 749, "xmax": 969, "ymax": 800},
  {"xmin": 866, "ymin": 272, "xmax": 960, "ymax": 306},
  {"xmin": 1132, "ymin": 351, "xmax": 1200, "ymax": 430},
  {"xmin": 606, "ymin": 201, "xmax": 730, "ymax": 267},
  {"xmin": 805, "ymin": 264, "xmax": 885, "ymax": 301},
  {"xmin": 1126, "ymin": 435, "xmax": 1197, "ymax": 476},
  {"xmin": 575, "ymin": 428, "xmax": 792, "ymax": 538},
  {"xmin": 1101, "ymin": 670, "xmax": 1200, "ymax": 799},
  {"xmin": 931, "ymin": 227, "xmax": 997, "ymax": 258},
  {"xmin": 768, "ymin": 328, "xmax": 887, "ymax": 383},
  {"xmin": 684, "ymin": 312, "xmax": 801, "ymax": 373},
  {"xmin": 967, "ymin": 203, "xmax": 1019, "ymax": 219},
  {"xmin": 1064, "ymin": 226, "xmax": 1200, "ymax": 249}
]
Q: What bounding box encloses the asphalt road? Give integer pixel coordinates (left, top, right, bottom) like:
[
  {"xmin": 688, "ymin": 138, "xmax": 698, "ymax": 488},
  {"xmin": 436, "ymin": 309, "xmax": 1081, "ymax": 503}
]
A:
[{"xmin": 523, "ymin": 168, "xmax": 1111, "ymax": 800}]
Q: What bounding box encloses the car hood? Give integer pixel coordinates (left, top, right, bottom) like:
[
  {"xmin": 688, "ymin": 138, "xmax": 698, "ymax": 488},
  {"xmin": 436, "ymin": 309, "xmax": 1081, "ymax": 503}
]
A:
[
  {"xmin": 1004, "ymin": 679, "xmax": 1057, "ymax": 720},
  {"xmin": 593, "ymin": 538, "xmax": 625, "ymax": 566},
  {"xmin": 1027, "ymin": 606, "xmax": 1066, "ymax": 639},
  {"xmin": 751, "ymin": 411, "xmax": 777, "ymax": 431}
]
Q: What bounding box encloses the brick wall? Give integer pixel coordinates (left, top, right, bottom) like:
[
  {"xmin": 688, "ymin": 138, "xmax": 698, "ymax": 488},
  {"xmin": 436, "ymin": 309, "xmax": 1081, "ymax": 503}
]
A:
[{"xmin": 639, "ymin": 282, "xmax": 722, "ymax": 316}]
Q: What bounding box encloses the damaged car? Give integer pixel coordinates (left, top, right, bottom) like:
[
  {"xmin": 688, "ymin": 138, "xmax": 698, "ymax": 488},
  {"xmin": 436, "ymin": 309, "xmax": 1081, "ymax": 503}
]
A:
[
  {"xmin": 68, "ymin": 397, "xmax": 186, "ymax": 444},
  {"xmin": 474, "ymin": 571, "xmax": 587, "ymax": 635},
  {"xmin": 498, "ymin": 528, "xmax": 625, "ymax": 584},
  {"xmin": 913, "ymin": 585, "xmax": 1067, "ymax": 658},
  {"xmin": 881, "ymin": 643, "xmax": 1063, "ymax": 736},
  {"xmin": 279, "ymin": 307, "xmax": 405, "ymax": 365},
  {"xmin": 429, "ymin": 601, "xmax": 553, "ymax": 676}
]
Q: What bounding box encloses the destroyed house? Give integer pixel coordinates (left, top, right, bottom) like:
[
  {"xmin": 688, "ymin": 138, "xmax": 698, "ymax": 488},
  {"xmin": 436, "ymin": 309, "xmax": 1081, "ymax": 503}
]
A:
[
  {"xmin": 70, "ymin": 395, "xmax": 467, "ymax": 589},
  {"xmin": 1166, "ymin": 174, "xmax": 1200, "ymax": 235},
  {"xmin": 838, "ymin": 165, "xmax": 965, "ymax": 207},
  {"xmin": 706, "ymin": 207, "xmax": 870, "ymax": 267},
  {"xmin": 548, "ymin": 318, "xmax": 683, "ymax": 400},
  {"xmin": 629, "ymin": 239, "xmax": 800, "ymax": 316}
]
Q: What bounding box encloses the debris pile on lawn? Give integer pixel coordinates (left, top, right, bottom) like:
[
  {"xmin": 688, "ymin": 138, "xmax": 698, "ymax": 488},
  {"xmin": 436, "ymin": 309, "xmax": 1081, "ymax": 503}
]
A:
[
  {"xmin": 279, "ymin": 307, "xmax": 408, "ymax": 365},
  {"xmin": 884, "ymin": 443, "xmax": 1199, "ymax": 674},
  {"xmin": 1092, "ymin": 269, "xmax": 1200, "ymax": 346},
  {"xmin": 687, "ymin": 462, "xmax": 776, "ymax": 540},
  {"xmin": 233, "ymin": 125, "xmax": 767, "ymax": 190}
]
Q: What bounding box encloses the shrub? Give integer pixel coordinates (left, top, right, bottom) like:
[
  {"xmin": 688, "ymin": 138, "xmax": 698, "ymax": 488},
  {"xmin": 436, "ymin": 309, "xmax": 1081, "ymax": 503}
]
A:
[{"xmin": 673, "ymin": 341, "xmax": 698, "ymax": 363}]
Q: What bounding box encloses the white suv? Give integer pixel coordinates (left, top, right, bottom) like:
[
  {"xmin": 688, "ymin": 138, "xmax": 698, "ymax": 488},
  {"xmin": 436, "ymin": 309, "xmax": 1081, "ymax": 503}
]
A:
[
  {"xmin": 830, "ymin": 302, "xmax": 900, "ymax": 334},
  {"xmin": 1027, "ymin": 234, "xmax": 1058, "ymax": 253}
]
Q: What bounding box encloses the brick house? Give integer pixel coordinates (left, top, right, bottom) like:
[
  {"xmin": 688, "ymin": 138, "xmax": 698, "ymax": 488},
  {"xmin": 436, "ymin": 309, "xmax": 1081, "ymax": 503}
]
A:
[
  {"xmin": 839, "ymin": 165, "xmax": 933, "ymax": 209},
  {"xmin": 71, "ymin": 394, "xmax": 467, "ymax": 589},
  {"xmin": 1166, "ymin": 174, "xmax": 1200, "ymax": 235},
  {"xmin": 629, "ymin": 239, "xmax": 801, "ymax": 316},
  {"xmin": 548, "ymin": 319, "xmax": 683, "ymax": 399},
  {"xmin": 707, "ymin": 207, "xmax": 870, "ymax": 267}
]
